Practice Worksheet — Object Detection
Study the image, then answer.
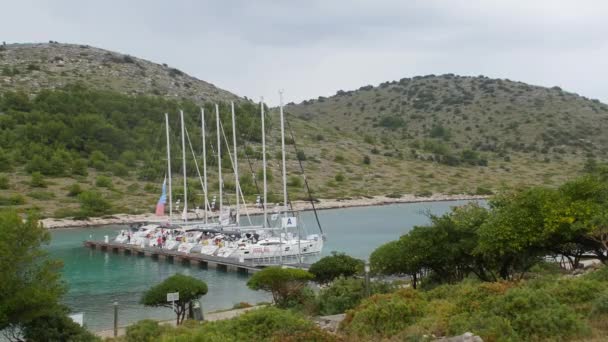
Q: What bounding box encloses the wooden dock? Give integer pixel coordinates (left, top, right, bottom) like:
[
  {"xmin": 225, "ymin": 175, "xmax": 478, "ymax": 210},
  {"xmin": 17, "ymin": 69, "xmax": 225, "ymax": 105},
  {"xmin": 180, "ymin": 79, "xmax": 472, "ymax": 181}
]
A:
[
  {"xmin": 84, "ymin": 240, "xmax": 313, "ymax": 274},
  {"xmin": 84, "ymin": 240, "xmax": 262, "ymax": 274}
]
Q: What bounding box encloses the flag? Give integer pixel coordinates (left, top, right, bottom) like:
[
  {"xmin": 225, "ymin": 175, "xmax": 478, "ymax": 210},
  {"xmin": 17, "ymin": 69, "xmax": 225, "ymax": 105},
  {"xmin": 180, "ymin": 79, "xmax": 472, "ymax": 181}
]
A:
[
  {"xmin": 282, "ymin": 216, "xmax": 297, "ymax": 228},
  {"xmin": 155, "ymin": 176, "xmax": 167, "ymax": 216}
]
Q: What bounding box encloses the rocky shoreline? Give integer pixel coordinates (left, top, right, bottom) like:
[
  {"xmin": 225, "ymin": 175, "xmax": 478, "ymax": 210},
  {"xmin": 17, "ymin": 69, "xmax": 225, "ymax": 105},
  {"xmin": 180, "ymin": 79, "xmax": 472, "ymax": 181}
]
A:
[{"xmin": 40, "ymin": 194, "xmax": 487, "ymax": 229}]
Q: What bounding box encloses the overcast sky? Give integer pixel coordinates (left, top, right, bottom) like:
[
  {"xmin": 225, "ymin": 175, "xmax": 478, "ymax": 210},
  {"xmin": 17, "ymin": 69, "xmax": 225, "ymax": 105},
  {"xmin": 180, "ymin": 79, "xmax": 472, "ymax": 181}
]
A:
[{"xmin": 3, "ymin": 0, "xmax": 607, "ymax": 105}]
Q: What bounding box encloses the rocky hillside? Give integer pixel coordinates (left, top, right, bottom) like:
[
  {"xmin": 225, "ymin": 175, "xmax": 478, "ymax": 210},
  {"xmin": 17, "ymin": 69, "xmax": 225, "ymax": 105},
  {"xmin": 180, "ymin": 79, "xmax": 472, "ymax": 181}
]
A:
[
  {"xmin": 0, "ymin": 42, "xmax": 240, "ymax": 103},
  {"xmin": 286, "ymin": 74, "xmax": 608, "ymax": 163}
]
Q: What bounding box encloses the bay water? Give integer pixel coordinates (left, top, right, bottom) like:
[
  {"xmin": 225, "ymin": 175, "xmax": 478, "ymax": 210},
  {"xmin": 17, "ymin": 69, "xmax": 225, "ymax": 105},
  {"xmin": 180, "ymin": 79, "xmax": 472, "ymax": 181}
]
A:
[{"xmin": 49, "ymin": 200, "xmax": 477, "ymax": 331}]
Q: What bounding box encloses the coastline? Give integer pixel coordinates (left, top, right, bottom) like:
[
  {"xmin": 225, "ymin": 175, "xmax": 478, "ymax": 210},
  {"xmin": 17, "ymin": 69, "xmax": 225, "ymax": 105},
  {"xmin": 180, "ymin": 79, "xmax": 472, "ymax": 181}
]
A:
[{"xmin": 41, "ymin": 194, "xmax": 488, "ymax": 229}]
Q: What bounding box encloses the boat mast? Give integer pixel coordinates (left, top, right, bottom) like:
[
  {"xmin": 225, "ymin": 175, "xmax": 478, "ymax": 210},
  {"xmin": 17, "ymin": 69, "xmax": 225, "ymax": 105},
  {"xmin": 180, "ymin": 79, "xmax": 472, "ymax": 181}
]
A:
[
  {"xmin": 165, "ymin": 113, "xmax": 173, "ymax": 224},
  {"xmin": 201, "ymin": 107, "xmax": 209, "ymax": 224},
  {"xmin": 216, "ymin": 104, "xmax": 222, "ymax": 224},
  {"xmin": 279, "ymin": 91, "xmax": 288, "ymax": 217},
  {"xmin": 261, "ymin": 98, "xmax": 267, "ymax": 228},
  {"xmin": 231, "ymin": 102, "xmax": 240, "ymax": 225},
  {"xmin": 180, "ymin": 110, "xmax": 187, "ymax": 222}
]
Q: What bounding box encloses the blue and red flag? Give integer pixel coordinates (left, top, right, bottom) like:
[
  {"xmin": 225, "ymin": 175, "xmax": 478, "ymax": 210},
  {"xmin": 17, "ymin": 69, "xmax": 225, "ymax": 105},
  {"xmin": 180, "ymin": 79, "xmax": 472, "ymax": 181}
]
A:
[{"xmin": 155, "ymin": 176, "xmax": 167, "ymax": 216}]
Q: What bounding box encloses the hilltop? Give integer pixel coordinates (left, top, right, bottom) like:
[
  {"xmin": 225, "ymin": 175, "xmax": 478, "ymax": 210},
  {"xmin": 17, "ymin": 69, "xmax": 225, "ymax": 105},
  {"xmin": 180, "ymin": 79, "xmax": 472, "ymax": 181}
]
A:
[
  {"xmin": 286, "ymin": 74, "xmax": 608, "ymax": 163},
  {"xmin": 1, "ymin": 43, "xmax": 607, "ymax": 219},
  {"xmin": 0, "ymin": 42, "xmax": 240, "ymax": 103}
]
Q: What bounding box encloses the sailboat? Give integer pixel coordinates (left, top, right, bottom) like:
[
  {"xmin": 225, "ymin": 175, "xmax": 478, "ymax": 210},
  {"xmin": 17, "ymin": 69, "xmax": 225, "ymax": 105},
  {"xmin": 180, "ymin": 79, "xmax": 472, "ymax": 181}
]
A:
[{"xmin": 231, "ymin": 92, "xmax": 324, "ymax": 264}]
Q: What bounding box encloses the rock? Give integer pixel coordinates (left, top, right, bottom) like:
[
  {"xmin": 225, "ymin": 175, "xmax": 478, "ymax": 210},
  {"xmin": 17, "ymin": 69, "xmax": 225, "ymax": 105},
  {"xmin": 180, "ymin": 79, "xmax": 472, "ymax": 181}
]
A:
[{"xmin": 436, "ymin": 332, "xmax": 483, "ymax": 342}]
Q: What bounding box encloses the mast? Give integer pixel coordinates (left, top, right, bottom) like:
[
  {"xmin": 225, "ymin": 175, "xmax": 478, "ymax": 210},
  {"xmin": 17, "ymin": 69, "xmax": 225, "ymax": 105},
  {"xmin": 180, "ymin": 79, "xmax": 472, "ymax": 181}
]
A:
[
  {"xmin": 261, "ymin": 98, "xmax": 267, "ymax": 228},
  {"xmin": 180, "ymin": 110, "xmax": 187, "ymax": 222},
  {"xmin": 231, "ymin": 102, "xmax": 240, "ymax": 224},
  {"xmin": 279, "ymin": 91, "xmax": 288, "ymax": 216},
  {"xmin": 201, "ymin": 107, "xmax": 208, "ymax": 224},
  {"xmin": 215, "ymin": 104, "xmax": 222, "ymax": 222},
  {"xmin": 165, "ymin": 113, "xmax": 173, "ymax": 223}
]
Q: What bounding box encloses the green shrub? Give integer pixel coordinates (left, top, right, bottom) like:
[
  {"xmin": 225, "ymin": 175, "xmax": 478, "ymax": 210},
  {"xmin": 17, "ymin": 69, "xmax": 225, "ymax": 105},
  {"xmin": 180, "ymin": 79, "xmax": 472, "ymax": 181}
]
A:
[
  {"xmin": 475, "ymin": 186, "xmax": 494, "ymax": 195},
  {"xmin": 296, "ymin": 151, "xmax": 307, "ymax": 161},
  {"xmin": 78, "ymin": 190, "xmax": 112, "ymax": 217},
  {"xmin": 71, "ymin": 158, "xmax": 88, "ymax": 176},
  {"xmin": 125, "ymin": 319, "xmax": 166, "ymax": 342},
  {"xmin": 28, "ymin": 191, "xmax": 55, "ymax": 200},
  {"xmin": 550, "ymin": 278, "xmax": 605, "ymax": 306},
  {"xmin": 341, "ymin": 289, "xmax": 426, "ymax": 339},
  {"xmin": 415, "ymin": 190, "xmax": 433, "ymax": 197},
  {"xmin": 95, "ymin": 175, "xmax": 113, "ymax": 188},
  {"xmin": 482, "ymin": 287, "xmax": 589, "ymax": 340},
  {"xmin": 0, "ymin": 194, "xmax": 26, "ymax": 206},
  {"xmin": 318, "ymin": 277, "xmax": 394, "ymax": 316},
  {"xmin": 309, "ymin": 252, "xmax": 363, "ymax": 284},
  {"xmin": 334, "ymin": 154, "xmax": 345, "ymax": 163},
  {"xmin": 363, "ymin": 155, "xmax": 371, "ymax": 165},
  {"xmin": 592, "ymin": 291, "xmax": 608, "ymax": 314},
  {"xmin": 30, "ymin": 172, "xmax": 46, "ymax": 188},
  {"xmin": 287, "ymin": 176, "xmax": 302, "ymax": 188},
  {"xmin": 67, "ymin": 183, "xmax": 83, "ymax": 197},
  {"xmin": 335, "ymin": 173, "xmax": 345, "ymax": 182},
  {"xmin": 0, "ymin": 175, "xmax": 9, "ymax": 189},
  {"xmin": 112, "ymin": 162, "xmax": 130, "ymax": 178}
]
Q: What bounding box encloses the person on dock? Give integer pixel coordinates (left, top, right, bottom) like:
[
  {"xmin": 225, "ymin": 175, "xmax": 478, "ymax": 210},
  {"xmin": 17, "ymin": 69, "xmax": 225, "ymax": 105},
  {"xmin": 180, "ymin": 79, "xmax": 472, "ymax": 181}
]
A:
[{"xmin": 157, "ymin": 236, "xmax": 163, "ymax": 249}]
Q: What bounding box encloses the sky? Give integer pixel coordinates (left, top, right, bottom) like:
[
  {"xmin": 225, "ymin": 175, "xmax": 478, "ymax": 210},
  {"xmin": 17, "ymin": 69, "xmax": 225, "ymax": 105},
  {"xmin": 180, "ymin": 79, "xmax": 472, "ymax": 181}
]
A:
[{"xmin": 2, "ymin": 0, "xmax": 607, "ymax": 105}]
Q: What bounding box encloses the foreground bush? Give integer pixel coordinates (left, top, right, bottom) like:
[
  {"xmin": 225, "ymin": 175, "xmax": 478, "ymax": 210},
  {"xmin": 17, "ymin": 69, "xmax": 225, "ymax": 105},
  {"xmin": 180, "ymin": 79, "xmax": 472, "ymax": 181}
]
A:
[
  {"xmin": 317, "ymin": 277, "xmax": 395, "ymax": 315},
  {"xmin": 339, "ymin": 270, "xmax": 606, "ymax": 341},
  {"xmin": 123, "ymin": 307, "xmax": 337, "ymax": 342}
]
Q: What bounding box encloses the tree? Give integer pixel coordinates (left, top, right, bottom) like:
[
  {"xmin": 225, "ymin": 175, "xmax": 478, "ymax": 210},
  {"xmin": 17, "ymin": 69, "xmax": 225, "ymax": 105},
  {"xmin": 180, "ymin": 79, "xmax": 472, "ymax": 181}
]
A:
[
  {"xmin": 140, "ymin": 273, "xmax": 208, "ymax": 325},
  {"xmin": 0, "ymin": 210, "xmax": 66, "ymax": 340},
  {"xmin": 78, "ymin": 190, "xmax": 112, "ymax": 217},
  {"xmin": 30, "ymin": 171, "xmax": 46, "ymax": 188},
  {"xmin": 247, "ymin": 267, "xmax": 313, "ymax": 307},
  {"xmin": 309, "ymin": 252, "xmax": 363, "ymax": 284},
  {"xmin": 22, "ymin": 313, "xmax": 99, "ymax": 342}
]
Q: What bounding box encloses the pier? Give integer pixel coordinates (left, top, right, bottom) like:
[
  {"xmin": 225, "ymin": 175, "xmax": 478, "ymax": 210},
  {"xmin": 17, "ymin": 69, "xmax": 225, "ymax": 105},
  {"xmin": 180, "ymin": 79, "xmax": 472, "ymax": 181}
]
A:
[{"xmin": 84, "ymin": 240, "xmax": 312, "ymax": 274}]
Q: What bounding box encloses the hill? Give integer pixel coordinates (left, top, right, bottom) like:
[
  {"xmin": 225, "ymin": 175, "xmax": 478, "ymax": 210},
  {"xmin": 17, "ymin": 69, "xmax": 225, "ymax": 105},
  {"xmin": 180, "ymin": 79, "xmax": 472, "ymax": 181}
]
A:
[
  {"xmin": 0, "ymin": 42, "xmax": 240, "ymax": 103},
  {"xmin": 1, "ymin": 43, "xmax": 607, "ymax": 218},
  {"xmin": 286, "ymin": 74, "xmax": 608, "ymax": 163}
]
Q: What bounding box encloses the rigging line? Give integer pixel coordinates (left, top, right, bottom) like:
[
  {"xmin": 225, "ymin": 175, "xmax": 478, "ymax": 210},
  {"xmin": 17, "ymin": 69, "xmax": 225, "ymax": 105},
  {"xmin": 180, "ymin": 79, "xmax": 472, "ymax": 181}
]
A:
[
  {"xmin": 218, "ymin": 119, "xmax": 253, "ymax": 226},
  {"xmin": 284, "ymin": 114, "xmax": 325, "ymax": 236},
  {"xmin": 184, "ymin": 127, "xmax": 213, "ymax": 215}
]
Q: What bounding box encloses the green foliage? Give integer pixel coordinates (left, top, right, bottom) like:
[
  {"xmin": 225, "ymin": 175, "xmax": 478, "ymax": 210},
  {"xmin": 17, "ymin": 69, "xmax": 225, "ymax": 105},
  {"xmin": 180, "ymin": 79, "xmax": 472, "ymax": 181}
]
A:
[
  {"xmin": 287, "ymin": 176, "xmax": 302, "ymax": 188},
  {"xmin": 125, "ymin": 319, "xmax": 168, "ymax": 342},
  {"xmin": 144, "ymin": 307, "xmax": 336, "ymax": 342},
  {"xmin": 341, "ymin": 289, "xmax": 426, "ymax": 339},
  {"xmin": 78, "ymin": 190, "xmax": 112, "ymax": 217},
  {"xmin": 429, "ymin": 124, "xmax": 451, "ymax": 140},
  {"xmin": 30, "ymin": 171, "xmax": 47, "ymax": 187},
  {"xmin": 378, "ymin": 115, "xmax": 406, "ymax": 129},
  {"xmin": 334, "ymin": 173, "xmax": 345, "ymax": 182},
  {"xmin": 95, "ymin": 175, "xmax": 113, "ymax": 188},
  {"xmin": 0, "ymin": 194, "xmax": 26, "ymax": 206},
  {"xmin": 317, "ymin": 277, "xmax": 395, "ymax": 316},
  {"xmin": 140, "ymin": 273, "xmax": 208, "ymax": 325},
  {"xmin": 362, "ymin": 155, "xmax": 371, "ymax": 165},
  {"xmin": 475, "ymin": 186, "xmax": 493, "ymax": 195},
  {"xmin": 246, "ymin": 267, "xmax": 313, "ymax": 308},
  {"xmin": 592, "ymin": 291, "xmax": 608, "ymax": 314},
  {"xmin": 0, "ymin": 210, "xmax": 66, "ymax": 335},
  {"xmin": 296, "ymin": 150, "xmax": 307, "ymax": 161},
  {"xmin": 28, "ymin": 191, "xmax": 55, "ymax": 201},
  {"xmin": 22, "ymin": 313, "xmax": 100, "ymax": 342},
  {"xmin": 0, "ymin": 175, "xmax": 9, "ymax": 189},
  {"xmin": 309, "ymin": 252, "xmax": 364, "ymax": 284},
  {"xmin": 71, "ymin": 158, "xmax": 89, "ymax": 176},
  {"xmin": 67, "ymin": 183, "xmax": 83, "ymax": 197}
]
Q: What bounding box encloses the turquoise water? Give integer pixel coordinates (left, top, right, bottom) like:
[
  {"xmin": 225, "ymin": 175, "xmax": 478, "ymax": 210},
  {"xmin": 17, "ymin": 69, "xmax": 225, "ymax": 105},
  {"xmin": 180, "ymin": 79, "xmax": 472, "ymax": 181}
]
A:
[{"xmin": 49, "ymin": 200, "xmax": 476, "ymax": 331}]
